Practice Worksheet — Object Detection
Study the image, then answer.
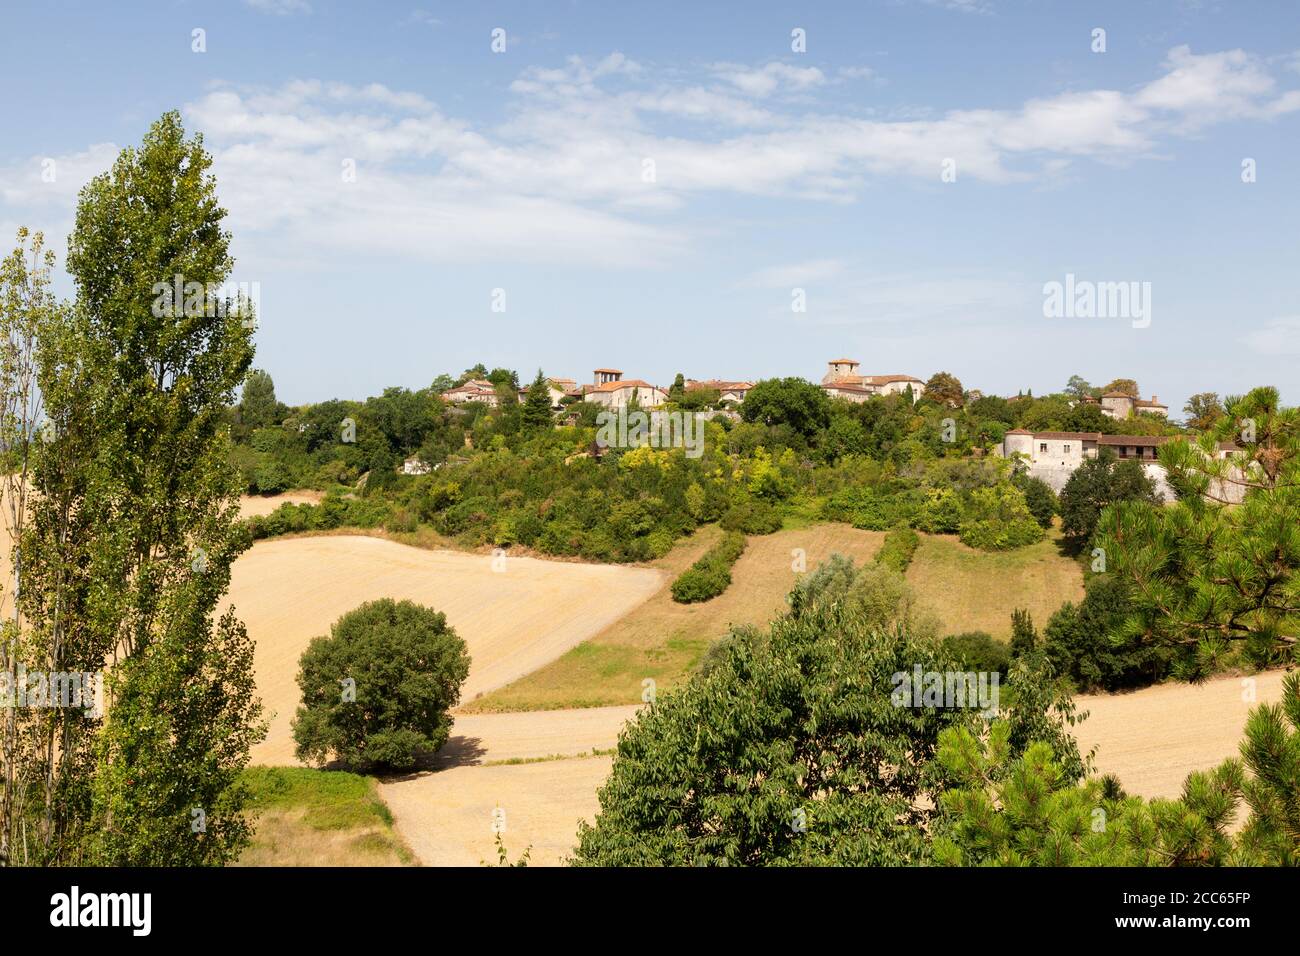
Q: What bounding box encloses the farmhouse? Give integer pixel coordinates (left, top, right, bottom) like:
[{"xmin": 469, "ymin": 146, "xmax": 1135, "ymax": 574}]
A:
[
  {"xmin": 440, "ymin": 379, "xmax": 499, "ymax": 407},
  {"xmin": 581, "ymin": 369, "xmax": 668, "ymax": 409},
  {"xmin": 999, "ymin": 429, "xmax": 1244, "ymax": 501},
  {"xmin": 1099, "ymin": 391, "xmax": 1169, "ymax": 418},
  {"xmin": 686, "ymin": 379, "xmax": 754, "ymax": 404},
  {"xmin": 820, "ymin": 359, "xmax": 925, "ymax": 403},
  {"xmin": 518, "ymin": 377, "xmax": 576, "ymax": 410}
]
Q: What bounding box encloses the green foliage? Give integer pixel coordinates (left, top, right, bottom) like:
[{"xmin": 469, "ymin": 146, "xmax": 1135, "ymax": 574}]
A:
[
  {"xmin": 958, "ymin": 484, "xmax": 1045, "ymax": 551},
  {"xmin": 1013, "ymin": 474, "xmax": 1057, "ymax": 529},
  {"xmin": 292, "ymin": 599, "xmax": 471, "ymax": 770},
  {"xmin": 522, "ymin": 369, "xmax": 554, "ymax": 431},
  {"xmin": 875, "ymin": 524, "xmax": 920, "ymax": 573},
  {"xmin": 933, "ymin": 723, "xmax": 1240, "ymax": 866},
  {"xmin": 1041, "ymin": 575, "xmax": 1167, "ymax": 691},
  {"xmin": 1009, "ymin": 608, "xmax": 1037, "ymax": 658},
  {"xmin": 1058, "ymin": 449, "xmax": 1160, "ymax": 553},
  {"xmin": 12, "ymin": 112, "xmax": 263, "ymax": 865},
  {"xmin": 239, "ymin": 368, "xmax": 280, "ymax": 430},
  {"xmin": 936, "ymin": 672, "xmax": 1300, "ymax": 866},
  {"xmin": 739, "ymin": 377, "xmax": 831, "ymax": 439},
  {"xmin": 1097, "ymin": 387, "xmax": 1300, "ymax": 676},
  {"xmin": 942, "ymin": 631, "xmax": 1010, "ymax": 674},
  {"xmin": 671, "ymin": 530, "xmax": 746, "ymax": 603},
  {"xmin": 574, "ymin": 556, "xmax": 1082, "ymax": 866},
  {"xmin": 720, "ymin": 498, "xmax": 783, "ymax": 534}
]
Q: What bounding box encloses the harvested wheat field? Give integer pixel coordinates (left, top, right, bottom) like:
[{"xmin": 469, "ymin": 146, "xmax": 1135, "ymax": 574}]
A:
[
  {"xmin": 376, "ymin": 705, "xmax": 639, "ymax": 866},
  {"xmin": 1071, "ymin": 669, "xmax": 1288, "ymax": 799},
  {"xmin": 238, "ymin": 490, "xmax": 324, "ymax": 519},
  {"xmin": 226, "ymin": 535, "xmax": 663, "ymax": 764}
]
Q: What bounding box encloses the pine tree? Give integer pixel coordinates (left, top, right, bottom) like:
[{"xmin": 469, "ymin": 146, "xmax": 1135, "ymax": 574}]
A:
[
  {"xmin": 522, "ymin": 369, "xmax": 554, "ymax": 431},
  {"xmin": 1097, "ymin": 387, "xmax": 1300, "ymax": 676}
]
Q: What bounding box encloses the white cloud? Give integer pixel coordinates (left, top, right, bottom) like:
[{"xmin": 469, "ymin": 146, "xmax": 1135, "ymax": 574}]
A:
[
  {"xmin": 4, "ymin": 47, "xmax": 1297, "ymax": 271},
  {"xmin": 712, "ymin": 62, "xmax": 828, "ymax": 98}
]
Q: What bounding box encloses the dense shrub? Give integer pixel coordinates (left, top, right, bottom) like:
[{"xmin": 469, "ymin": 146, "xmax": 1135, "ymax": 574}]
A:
[
  {"xmin": 875, "ymin": 525, "xmax": 920, "ymax": 573},
  {"xmin": 1041, "ymin": 575, "xmax": 1169, "ymax": 691},
  {"xmin": 720, "ymin": 499, "xmax": 783, "ymax": 534},
  {"xmin": 958, "ymin": 484, "xmax": 1044, "ymax": 551},
  {"xmin": 1013, "ymin": 474, "xmax": 1057, "ymax": 529},
  {"xmin": 941, "ymin": 631, "xmax": 1011, "ymax": 674},
  {"xmin": 671, "ymin": 530, "xmax": 746, "ymax": 603},
  {"xmin": 292, "ymin": 599, "xmax": 470, "ymax": 770}
]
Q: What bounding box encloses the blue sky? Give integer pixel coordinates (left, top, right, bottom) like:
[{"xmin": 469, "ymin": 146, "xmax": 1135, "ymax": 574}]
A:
[{"xmin": 2, "ymin": 0, "xmax": 1298, "ymax": 412}]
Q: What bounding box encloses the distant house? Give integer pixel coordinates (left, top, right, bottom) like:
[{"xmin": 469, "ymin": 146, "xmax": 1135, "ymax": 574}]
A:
[
  {"xmin": 402, "ymin": 456, "xmax": 431, "ymax": 476},
  {"xmin": 1100, "ymin": 391, "xmax": 1169, "ymax": 419},
  {"xmin": 440, "ymin": 379, "xmax": 500, "ymax": 407},
  {"xmin": 581, "ymin": 369, "xmax": 668, "ymax": 409},
  {"xmin": 685, "ymin": 379, "xmax": 754, "ymax": 404},
  {"xmin": 999, "ymin": 429, "xmax": 1243, "ymax": 501},
  {"xmin": 820, "ymin": 359, "xmax": 925, "ymax": 403},
  {"xmin": 518, "ymin": 377, "xmax": 577, "ymax": 410}
]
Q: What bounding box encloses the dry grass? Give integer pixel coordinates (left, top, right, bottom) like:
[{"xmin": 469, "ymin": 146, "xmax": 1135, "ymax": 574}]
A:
[
  {"xmin": 234, "ymin": 766, "xmax": 414, "ymax": 866},
  {"xmin": 465, "ymin": 523, "xmax": 887, "ymax": 712},
  {"xmin": 907, "ymin": 529, "xmax": 1083, "ymax": 638},
  {"xmin": 238, "ymin": 490, "xmax": 324, "ymax": 519}
]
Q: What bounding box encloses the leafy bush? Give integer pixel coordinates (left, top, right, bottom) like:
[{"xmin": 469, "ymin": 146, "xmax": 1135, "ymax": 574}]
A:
[
  {"xmin": 671, "ymin": 530, "xmax": 746, "ymax": 603},
  {"xmin": 958, "ymin": 484, "xmax": 1044, "ymax": 551},
  {"xmin": 1041, "ymin": 575, "xmax": 1168, "ymax": 691},
  {"xmin": 1013, "ymin": 474, "xmax": 1057, "ymax": 529},
  {"xmin": 875, "ymin": 525, "xmax": 920, "ymax": 573},
  {"xmin": 941, "ymin": 631, "xmax": 1010, "ymax": 674},
  {"xmin": 720, "ymin": 499, "xmax": 783, "ymax": 534},
  {"xmin": 292, "ymin": 599, "xmax": 471, "ymax": 770}
]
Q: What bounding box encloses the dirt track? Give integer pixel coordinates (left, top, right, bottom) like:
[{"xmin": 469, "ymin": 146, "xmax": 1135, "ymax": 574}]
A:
[{"xmin": 228, "ymin": 536, "xmax": 662, "ymax": 764}]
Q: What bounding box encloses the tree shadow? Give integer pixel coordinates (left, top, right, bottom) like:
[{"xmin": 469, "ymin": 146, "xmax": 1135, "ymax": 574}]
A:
[{"xmin": 367, "ymin": 734, "xmax": 489, "ymax": 783}]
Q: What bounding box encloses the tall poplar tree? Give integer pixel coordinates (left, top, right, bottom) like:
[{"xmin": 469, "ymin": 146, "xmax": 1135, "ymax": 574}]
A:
[{"xmin": 15, "ymin": 111, "xmax": 264, "ymax": 864}]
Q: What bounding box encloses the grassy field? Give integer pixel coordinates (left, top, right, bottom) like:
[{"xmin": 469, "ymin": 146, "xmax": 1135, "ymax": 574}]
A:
[
  {"xmin": 467, "ymin": 522, "xmax": 1086, "ymax": 712},
  {"xmin": 465, "ymin": 523, "xmax": 888, "ymax": 712},
  {"xmin": 907, "ymin": 528, "xmax": 1084, "ymax": 638},
  {"xmin": 235, "ymin": 766, "xmax": 414, "ymax": 866}
]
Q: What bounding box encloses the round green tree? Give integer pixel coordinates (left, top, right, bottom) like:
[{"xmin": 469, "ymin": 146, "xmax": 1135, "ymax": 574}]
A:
[{"xmin": 293, "ymin": 599, "xmax": 471, "ymax": 769}]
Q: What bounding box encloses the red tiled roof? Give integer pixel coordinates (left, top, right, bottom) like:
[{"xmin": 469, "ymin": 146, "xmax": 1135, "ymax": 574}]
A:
[
  {"xmin": 585, "ymin": 378, "xmax": 660, "ymax": 393},
  {"xmin": 829, "ymin": 358, "xmax": 859, "ymax": 365}
]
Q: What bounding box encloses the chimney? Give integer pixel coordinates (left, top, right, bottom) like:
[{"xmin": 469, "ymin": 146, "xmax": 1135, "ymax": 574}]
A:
[{"xmin": 1151, "ymin": 395, "xmax": 1158, "ymax": 403}]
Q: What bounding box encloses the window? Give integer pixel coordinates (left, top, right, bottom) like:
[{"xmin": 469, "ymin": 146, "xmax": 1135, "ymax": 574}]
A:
[
  {"xmin": 1039, "ymin": 442, "xmax": 1048, "ymax": 453},
  {"xmin": 1064, "ymin": 444, "xmax": 1071, "ymax": 453}
]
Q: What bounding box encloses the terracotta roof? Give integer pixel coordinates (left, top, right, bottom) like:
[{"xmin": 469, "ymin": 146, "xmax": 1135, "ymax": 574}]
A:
[
  {"xmin": 687, "ymin": 379, "xmax": 754, "ymax": 391},
  {"xmin": 1101, "ymin": 391, "xmax": 1135, "ymax": 399},
  {"xmin": 585, "ymin": 379, "xmax": 660, "ymax": 393},
  {"xmin": 1031, "ymin": 431, "xmax": 1102, "ymax": 441},
  {"xmin": 1005, "ymin": 428, "xmax": 1032, "ymax": 435},
  {"xmin": 592, "ymin": 367, "xmax": 623, "ymax": 374},
  {"xmin": 822, "ymin": 382, "xmax": 875, "ymax": 394},
  {"xmin": 829, "ymin": 358, "xmax": 859, "ymax": 365},
  {"xmin": 1134, "ymin": 398, "xmax": 1167, "ymax": 407}
]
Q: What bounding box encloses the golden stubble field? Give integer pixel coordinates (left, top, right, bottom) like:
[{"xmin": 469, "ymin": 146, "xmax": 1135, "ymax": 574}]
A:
[{"xmin": 225, "ymin": 534, "xmax": 664, "ymax": 766}]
